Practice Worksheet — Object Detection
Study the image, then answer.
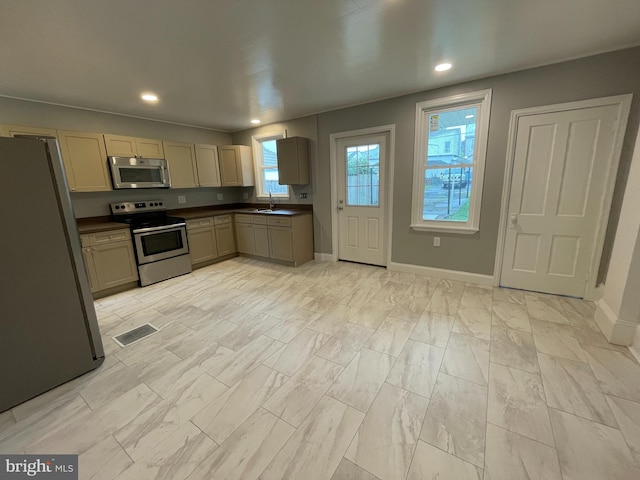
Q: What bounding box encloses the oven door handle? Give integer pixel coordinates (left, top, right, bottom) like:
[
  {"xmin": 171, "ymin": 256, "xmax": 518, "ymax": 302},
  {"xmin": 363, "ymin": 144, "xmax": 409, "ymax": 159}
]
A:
[{"xmin": 133, "ymin": 223, "xmax": 186, "ymax": 234}]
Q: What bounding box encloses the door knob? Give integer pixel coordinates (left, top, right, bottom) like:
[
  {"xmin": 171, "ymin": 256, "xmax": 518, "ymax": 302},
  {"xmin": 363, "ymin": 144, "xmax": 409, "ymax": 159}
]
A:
[
  {"xmin": 338, "ymin": 200, "xmax": 344, "ymax": 211},
  {"xmin": 509, "ymin": 213, "xmax": 518, "ymax": 229}
]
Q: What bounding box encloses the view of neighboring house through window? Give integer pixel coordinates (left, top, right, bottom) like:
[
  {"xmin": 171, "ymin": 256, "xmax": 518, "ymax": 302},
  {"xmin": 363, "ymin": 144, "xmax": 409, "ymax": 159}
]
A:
[
  {"xmin": 347, "ymin": 144, "xmax": 380, "ymax": 206},
  {"xmin": 411, "ymin": 89, "xmax": 491, "ymax": 233},
  {"xmin": 252, "ymin": 131, "xmax": 288, "ymax": 198}
]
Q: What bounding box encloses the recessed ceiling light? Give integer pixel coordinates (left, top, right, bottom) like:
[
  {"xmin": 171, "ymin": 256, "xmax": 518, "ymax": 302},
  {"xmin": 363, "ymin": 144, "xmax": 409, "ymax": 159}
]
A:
[
  {"xmin": 250, "ymin": 119, "xmax": 261, "ymax": 124},
  {"xmin": 141, "ymin": 93, "xmax": 158, "ymax": 103},
  {"xmin": 465, "ymin": 114, "xmax": 474, "ymax": 119},
  {"xmin": 434, "ymin": 63, "xmax": 452, "ymax": 72}
]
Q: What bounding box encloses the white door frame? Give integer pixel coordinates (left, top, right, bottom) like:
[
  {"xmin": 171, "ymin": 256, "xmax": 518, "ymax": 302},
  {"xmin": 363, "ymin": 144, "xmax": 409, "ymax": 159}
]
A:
[
  {"xmin": 494, "ymin": 94, "xmax": 633, "ymax": 300},
  {"xmin": 329, "ymin": 124, "xmax": 396, "ymax": 266}
]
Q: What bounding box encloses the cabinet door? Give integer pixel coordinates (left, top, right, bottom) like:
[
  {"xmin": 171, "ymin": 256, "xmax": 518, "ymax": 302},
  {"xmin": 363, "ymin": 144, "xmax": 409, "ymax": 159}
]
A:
[
  {"xmin": 0, "ymin": 124, "xmax": 57, "ymax": 138},
  {"xmin": 82, "ymin": 247, "xmax": 99, "ymax": 293},
  {"xmin": 215, "ymin": 223, "xmax": 236, "ymax": 256},
  {"xmin": 57, "ymin": 130, "xmax": 111, "ymax": 192},
  {"xmin": 218, "ymin": 146, "xmax": 242, "ymax": 186},
  {"xmin": 188, "ymin": 226, "xmax": 218, "ymax": 265},
  {"xmin": 92, "ymin": 240, "xmax": 139, "ymax": 290},
  {"xmin": 268, "ymin": 226, "xmax": 295, "ymax": 261},
  {"xmin": 277, "ymin": 137, "xmax": 310, "ymax": 185},
  {"xmin": 253, "ymin": 224, "xmax": 270, "ymax": 257},
  {"xmin": 235, "ymin": 223, "xmax": 254, "ymax": 254},
  {"xmin": 135, "ymin": 137, "xmax": 164, "ymax": 158},
  {"xmin": 104, "ymin": 134, "xmax": 137, "ymax": 157},
  {"xmin": 195, "ymin": 144, "xmax": 221, "ymax": 187},
  {"xmin": 163, "ymin": 141, "xmax": 198, "ymax": 188}
]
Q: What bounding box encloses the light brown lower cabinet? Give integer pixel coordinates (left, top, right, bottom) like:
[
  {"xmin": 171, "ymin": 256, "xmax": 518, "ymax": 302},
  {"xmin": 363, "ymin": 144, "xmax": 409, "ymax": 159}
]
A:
[
  {"xmin": 234, "ymin": 213, "xmax": 313, "ymax": 266},
  {"xmin": 80, "ymin": 229, "xmax": 138, "ymax": 295},
  {"xmin": 214, "ymin": 215, "xmax": 236, "ymax": 256},
  {"xmin": 187, "ymin": 215, "xmax": 237, "ymax": 268}
]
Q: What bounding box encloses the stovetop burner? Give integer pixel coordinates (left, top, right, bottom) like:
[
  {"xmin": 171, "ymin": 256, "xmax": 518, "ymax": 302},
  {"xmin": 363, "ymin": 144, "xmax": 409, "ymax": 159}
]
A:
[{"xmin": 109, "ymin": 200, "xmax": 185, "ymax": 230}]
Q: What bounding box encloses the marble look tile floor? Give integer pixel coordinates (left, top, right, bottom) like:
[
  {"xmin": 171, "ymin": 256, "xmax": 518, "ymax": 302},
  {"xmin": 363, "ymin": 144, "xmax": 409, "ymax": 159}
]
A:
[{"xmin": 2, "ymin": 257, "xmax": 640, "ymax": 480}]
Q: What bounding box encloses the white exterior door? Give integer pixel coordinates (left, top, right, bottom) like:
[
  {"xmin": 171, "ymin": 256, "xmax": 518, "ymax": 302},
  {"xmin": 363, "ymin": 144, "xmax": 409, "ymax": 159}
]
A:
[
  {"xmin": 501, "ymin": 104, "xmax": 620, "ymax": 297},
  {"xmin": 337, "ymin": 134, "xmax": 387, "ymax": 266}
]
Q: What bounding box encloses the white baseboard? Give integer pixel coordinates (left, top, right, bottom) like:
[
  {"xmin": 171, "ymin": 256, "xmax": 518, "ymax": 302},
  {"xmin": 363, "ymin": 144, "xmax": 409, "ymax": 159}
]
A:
[
  {"xmin": 388, "ymin": 261, "xmax": 494, "ymax": 286},
  {"xmin": 314, "ymin": 252, "xmax": 336, "ymax": 262},
  {"xmin": 594, "ymin": 298, "xmax": 638, "ymax": 346}
]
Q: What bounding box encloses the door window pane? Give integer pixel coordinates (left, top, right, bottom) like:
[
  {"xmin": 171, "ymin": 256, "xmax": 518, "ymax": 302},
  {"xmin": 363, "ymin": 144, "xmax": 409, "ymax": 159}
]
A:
[{"xmin": 346, "ymin": 144, "xmax": 380, "ymax": 206}]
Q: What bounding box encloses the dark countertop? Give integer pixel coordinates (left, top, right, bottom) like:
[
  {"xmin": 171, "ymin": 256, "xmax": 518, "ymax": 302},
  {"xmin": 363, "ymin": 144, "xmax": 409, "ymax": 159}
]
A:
[
  {"xmin": 77, "ymin": 218, "xmax": 129, "ymax": 234},
  {"xmin": 76, "ymin": 204, "xmax": 312, "ymax": 233}
]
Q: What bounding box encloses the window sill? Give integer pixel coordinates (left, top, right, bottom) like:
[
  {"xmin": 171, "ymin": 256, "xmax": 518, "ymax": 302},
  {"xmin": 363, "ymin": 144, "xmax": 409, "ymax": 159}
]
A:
[{"xmin": 410, "ymin": 223, "xmax": 478, "ymax": 235}]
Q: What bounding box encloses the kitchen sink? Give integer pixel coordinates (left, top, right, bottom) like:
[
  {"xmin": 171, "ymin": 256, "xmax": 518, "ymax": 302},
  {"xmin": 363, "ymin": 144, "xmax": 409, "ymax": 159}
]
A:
[{"xmin": 244, "ymin": 208, "xmax": 275, "ymax": 213}]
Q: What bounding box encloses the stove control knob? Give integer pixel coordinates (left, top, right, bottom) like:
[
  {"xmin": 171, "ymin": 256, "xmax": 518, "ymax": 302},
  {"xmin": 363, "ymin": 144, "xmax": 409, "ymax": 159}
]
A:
[{"xmin": 159, "ymin": 202, "xmax": 163, "ymax": 206}]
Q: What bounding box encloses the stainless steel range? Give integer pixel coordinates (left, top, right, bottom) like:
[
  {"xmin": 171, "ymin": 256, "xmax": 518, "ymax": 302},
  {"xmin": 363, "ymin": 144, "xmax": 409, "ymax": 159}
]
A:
[{"xmin": 110, "ymin": 200, "xmax": 191, "ymax": 286}]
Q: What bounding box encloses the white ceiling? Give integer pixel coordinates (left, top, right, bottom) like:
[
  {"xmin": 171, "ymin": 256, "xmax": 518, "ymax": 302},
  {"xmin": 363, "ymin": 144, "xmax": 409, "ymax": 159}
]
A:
[{"xmin": 1, "ymin": 0, "xmax": 639, "ymax": 132}]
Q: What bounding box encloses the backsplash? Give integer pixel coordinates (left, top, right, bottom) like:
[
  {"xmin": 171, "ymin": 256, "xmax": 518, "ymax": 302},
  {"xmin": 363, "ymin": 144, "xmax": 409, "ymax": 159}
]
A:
[{"xmin": 71, "ymin": 187, "xmax": 245, "ymax": 218}]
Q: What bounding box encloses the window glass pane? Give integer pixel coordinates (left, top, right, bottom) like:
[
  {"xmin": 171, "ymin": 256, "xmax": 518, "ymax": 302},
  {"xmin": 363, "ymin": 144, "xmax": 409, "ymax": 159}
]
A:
[
  {"xmin": 261, "ymin": 139, "xmax": 278, "ymax": 167},
  {"xmin": 346, "ymin": 144, "xmax": 380, "ymax": 206},
  {"xmin": 423, "ymin": 167, "xmax": 473, "ymax": 222},
  {"xmin": 426, "ymin": 106, "xmax": 477, "ymax": 168},
  {"xmin": 263, "ymin": 168, "xmax": 287, "ymax": 195}
]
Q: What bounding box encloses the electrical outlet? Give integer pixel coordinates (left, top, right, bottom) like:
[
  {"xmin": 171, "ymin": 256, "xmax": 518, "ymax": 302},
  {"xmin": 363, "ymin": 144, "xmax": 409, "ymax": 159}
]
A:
[
  {"xmin": 217, "ymin": 193, "xmax": 224, "ymax": 200},
  {"xmin": 298, "ymin": 192, "xmax": 308, "ymax": 199},
  {"xmin": 433, "ymin": 237, "xmax": 440, "ymax": 247},
  {"xmin": 178, "ymin": 195, "xmax": 186, "ymax": 204},
  {"xmin": 243, "ymin": 192, "xmax": 249, "ymax": 200}
]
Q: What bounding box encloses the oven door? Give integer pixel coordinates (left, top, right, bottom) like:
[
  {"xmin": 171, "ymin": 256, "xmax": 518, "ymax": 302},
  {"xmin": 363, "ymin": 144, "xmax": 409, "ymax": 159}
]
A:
[{"xmin": 133, "ymin": 224, "xmax": 189, "ymax": 264}]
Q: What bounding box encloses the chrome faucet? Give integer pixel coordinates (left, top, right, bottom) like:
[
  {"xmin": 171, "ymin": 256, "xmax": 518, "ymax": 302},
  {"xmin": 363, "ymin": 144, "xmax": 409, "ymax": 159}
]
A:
[{"xmin": 269, "ymin": 191, "xmax": 275, "ymax": 210}]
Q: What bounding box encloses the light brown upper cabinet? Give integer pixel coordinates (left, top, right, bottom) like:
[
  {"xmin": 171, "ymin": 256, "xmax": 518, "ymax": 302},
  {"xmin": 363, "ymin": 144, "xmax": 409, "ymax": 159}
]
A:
[
  {"xmin": 218, "ymin": 145, "xmax": 254, "ymax": 186},
  {"xmin": 277, "ymin": 136, "xmax": 310, "ymax": 185},
  {"xmin": 57, "ymin": 130, "xmax": 111, "ymax": 192},
  {"xmin": 195, "ymin": 144, "xmax": 221, "ymax": 187},
  {"xmin": 163, "ymin": 140, "xmax": 198, "ymax": 188},
  {"xmin": 104, "ymin": 134, "xmax": 164, "ymax": 158},
  {"xmin": 0, "ymin": 124, "xmax": 58, "ymax": 138}
]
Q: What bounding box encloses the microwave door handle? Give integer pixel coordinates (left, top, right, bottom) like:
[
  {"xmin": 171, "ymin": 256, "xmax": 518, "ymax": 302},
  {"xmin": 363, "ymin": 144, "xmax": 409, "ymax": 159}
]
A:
[{"xmin": 162, "ymin": 165, "xmax": 171, "ymax": 187}]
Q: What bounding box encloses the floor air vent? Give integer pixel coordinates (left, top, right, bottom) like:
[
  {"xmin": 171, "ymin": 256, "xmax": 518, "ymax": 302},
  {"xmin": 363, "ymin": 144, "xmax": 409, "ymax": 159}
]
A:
[{"xmin": 113, "ymin": 323, "xmax": 159, "ymax": 347}]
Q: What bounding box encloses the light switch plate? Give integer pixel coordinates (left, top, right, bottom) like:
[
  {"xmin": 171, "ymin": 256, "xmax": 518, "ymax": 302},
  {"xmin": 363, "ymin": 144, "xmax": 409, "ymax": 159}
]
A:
[
  {"xmin": 433, "ymin": 237, "xmax": 440, "ymax": 247},
  {"xmin": 178, "ymin": 195, "xmax": 186, "ymax": 204},
  {"xmin": 243, "ymin": 192, "xmax": 249, "ymax": 200},
  {"xmin": 217, "ymin": 193, "xmax": 224, "ymax": 200}
]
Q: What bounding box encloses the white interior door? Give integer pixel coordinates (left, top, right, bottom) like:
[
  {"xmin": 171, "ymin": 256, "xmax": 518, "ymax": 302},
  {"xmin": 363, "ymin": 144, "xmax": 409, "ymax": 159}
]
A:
[
  {"xmin": 337, "ymin": 133, "xmax": 387, "ymax": 266},
  {"xmin": 501, "ymin": 104, "xmax": 620, "ymax": 297}
]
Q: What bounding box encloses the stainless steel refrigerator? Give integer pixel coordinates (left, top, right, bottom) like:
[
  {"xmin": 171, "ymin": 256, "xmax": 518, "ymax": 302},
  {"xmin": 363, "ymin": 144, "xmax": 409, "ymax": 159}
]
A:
[{"xmin": 0, "ymin": 136, "xmax": 104, "ymax": 412}]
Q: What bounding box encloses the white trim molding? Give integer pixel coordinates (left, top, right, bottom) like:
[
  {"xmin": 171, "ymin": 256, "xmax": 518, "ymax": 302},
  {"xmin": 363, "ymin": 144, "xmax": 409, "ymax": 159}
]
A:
[
  {"xmin": 314, "ymin": 252, "xmax": 336, "ymax": 262},
  {"xmin": 329, "ymin": 124, "xmax": 396, "ymax": 267},
  {"xmin": 494, "ymin": 94, "xmax": 633, "ymax": 300},
  {"xmin": 594, "ymin": 298, "xmax": 637, "ymax": 346},
  {"xmin": 251, "ymin": 129, "xmax": 289, "ymax": 199},
  {"xmin": 411, "ymin": 89, "xmax": 492, "ymax": 234},
  {"xmin": 388, "ymin": 261, "xmax": 494, "ymax": 286}
]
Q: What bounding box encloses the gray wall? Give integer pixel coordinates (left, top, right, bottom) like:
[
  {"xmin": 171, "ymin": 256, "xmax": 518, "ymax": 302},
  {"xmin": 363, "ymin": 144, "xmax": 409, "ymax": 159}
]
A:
[
  {"xmin": 231, "ymin": 116, "xmax": 316, "ymax": 207},
  {"xmin": 234, "ymin": 47, "xmax": 640, "ymax": 280},
  {"xmin": 0, "ymin": 96, "xmax": 234, "ymax": 217}
]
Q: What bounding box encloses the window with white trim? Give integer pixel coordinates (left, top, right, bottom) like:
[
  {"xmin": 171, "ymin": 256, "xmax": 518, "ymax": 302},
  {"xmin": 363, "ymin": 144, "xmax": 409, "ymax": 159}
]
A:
[
  {"xmin": 411, "ymin": 89, "xmax": 492, "ymax": 233},
  {"xmin": 251, "ymin": 131, "xmax": 289, "ymax": 198}
]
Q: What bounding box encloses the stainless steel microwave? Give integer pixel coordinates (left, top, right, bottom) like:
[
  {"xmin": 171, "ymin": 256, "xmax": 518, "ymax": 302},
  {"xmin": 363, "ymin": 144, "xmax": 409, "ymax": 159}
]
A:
[{"xmin": 109, "ymin": 156, "xmax": 170, "ymax": 189}]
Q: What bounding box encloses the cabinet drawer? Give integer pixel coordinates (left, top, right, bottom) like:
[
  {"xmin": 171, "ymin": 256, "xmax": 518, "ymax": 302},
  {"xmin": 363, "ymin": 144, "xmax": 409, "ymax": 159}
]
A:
[
  {"xmin": 187, "ymin": 217, "xmax": 214, "ymax": 230},
  {"xmin": 235, "ymin": 214, "xmax": 252, "ymax": 224},
  {"xmin": 251, "ymin": 215, "xmax": 268, "ymax": 225},
  {"xmin": 89, "ymin": 228, "xmax": 131, "ymax": 245},
  {"xmin": 267, "ymin": 216, "xmax": 292, "ymax": 227},
  {"xmin": 214, "ymin": 214, "xmax": 232, "ymax": 225}
]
